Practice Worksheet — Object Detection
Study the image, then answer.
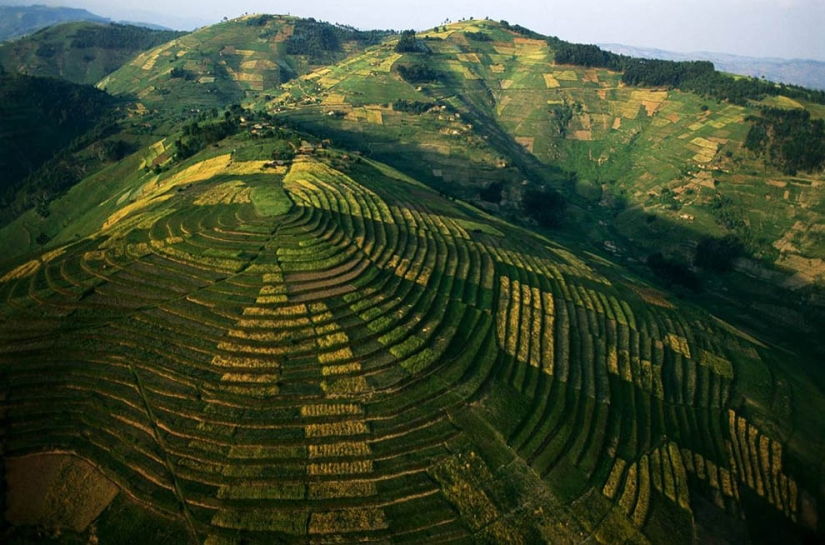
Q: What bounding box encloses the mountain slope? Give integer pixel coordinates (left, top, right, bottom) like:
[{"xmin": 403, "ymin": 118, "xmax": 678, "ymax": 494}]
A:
[
  {"xmin": 265, "ymin": 20, "xmax": 825, "ymax": 338},
  {"xmin": 0, "ymin": 121, "xmax": 820, "ymax": 542},
  {"xmin": 0, "ymin": 16, "xmax": 823, "ymax": 544},
  {"xmin": 0, "ymin": 5, "xmax": 107, "ymax": 41},
  {"xmin": 99, "ymin": 15, "xmax": 392, "ymax": 110},
  {"xmin": 0, "ymin": 71, "xmax": 115, "ymax": 209},
  {"xmin": 0, "ymin": 21, "xmax": 185, "ymax": 86}
]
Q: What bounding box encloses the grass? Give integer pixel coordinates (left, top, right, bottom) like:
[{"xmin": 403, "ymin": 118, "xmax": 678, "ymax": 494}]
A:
[{"xmin": 250, "ymin": 182, "xmax": 292, "ymax": 217}]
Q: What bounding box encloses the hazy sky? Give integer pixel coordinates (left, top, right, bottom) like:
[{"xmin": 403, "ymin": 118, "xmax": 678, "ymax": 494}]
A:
[{"xmin": 6, "ymin": 0, "xmax": 825, "ymax": 61}]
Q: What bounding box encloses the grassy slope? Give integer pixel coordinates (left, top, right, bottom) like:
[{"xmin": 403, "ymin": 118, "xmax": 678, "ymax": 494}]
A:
[
  {"xmin": 1, "ymin": 17, "xmax": 823, "ymax": 543},
  {"xmin": 0, "ymin": 133, "xmax": 820, "ymax": 542},
  {"xmin": 99, "ymin": 15, "xmax": 369, "ymax": 110},
  {"xmin": 0, "ymin": 22, "xmax": 185, "ymax": 86}
]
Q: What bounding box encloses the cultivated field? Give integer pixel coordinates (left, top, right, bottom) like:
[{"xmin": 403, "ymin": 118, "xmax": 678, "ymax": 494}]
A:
[{"xmin": 0, "ymin": 136, "xmax": 817, "ymax": 543}]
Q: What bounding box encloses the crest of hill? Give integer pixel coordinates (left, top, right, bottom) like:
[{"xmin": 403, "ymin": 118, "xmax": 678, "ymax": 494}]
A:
[
  {"xmin": 0, "ymin": 5, "xmax": 108, "ymax": 42},
  {"xmin": 0, "ymin": 21, "xmax": 186, "ymax": 86},
  {"xmin": 99, "ymin": 14, "xmax": 394, "ymax": 109}
]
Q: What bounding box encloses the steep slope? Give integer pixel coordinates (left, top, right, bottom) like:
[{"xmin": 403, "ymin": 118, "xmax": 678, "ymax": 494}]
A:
[
  {"xmin": 0, "ymin": 5, "xmax": 107, "ymax": 42},
  {"xmin": 0, "ymin": 21, "xmax": 185, "ymax": 86},
  {"xmin": 0, "ymin": 122, "xmax": 821, "ymax": 543},
  {"xmin": 0, "ymin": 71, "xmax": 115, "ymax": 209},
  {"xmin": 99, "ymin": 15, "xmax": 391, "ymax": 110},
  {"xmin": 267, "ymin": 19, "xmax": 825, "ymax": 339}
]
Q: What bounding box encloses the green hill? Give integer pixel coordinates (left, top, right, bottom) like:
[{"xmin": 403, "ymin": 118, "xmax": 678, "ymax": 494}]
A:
[
  {"xmin": 0, "ymin": 16, "xmax": 824, "ymax": 545},
  {"xmin": 264, "ymin": 19, "xmax": 825, "ymax": 343},
  {"xmin": 0, "ymin": 5, "xmax": 108, "ymax": 42},
  {"xmin": 99, "ymin": 15, "xmax": 392, "ymax": 110},
  {"xmin": 0, "ymin": 21, "xmax": 186, "ymax": 86},
  {"xmin": 1, "ymin": 117, "xmax": 822, "ymax": 543}
]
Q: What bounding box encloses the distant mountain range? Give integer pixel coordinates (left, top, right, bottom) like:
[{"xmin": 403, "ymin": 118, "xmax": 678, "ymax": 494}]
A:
[
  {"xmin": 0, "ymin": 5, "xmax": 170, "ymax": 41},
  {"xmin": 600, "ymin": 43, "xmax": 825, "ymax": 91}
]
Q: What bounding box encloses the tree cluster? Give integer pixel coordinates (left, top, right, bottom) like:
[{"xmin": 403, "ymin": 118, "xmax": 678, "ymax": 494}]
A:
[
  {"xmin": 285, "ymin": 19, "xmax": 342, "ymax": 61},
  {"xmin": 464, "ymin": 31, "xmax": 492, "ymax": 42},
  {"xmin": 550, "ymin": 103, "xmax": 574, "ymax": 138},
  {"xmin": 173, "ymin": 106, "xmax": 242, "ymax": 161},
  {"xmin": 693, "ymin": 235, "xmax": 744, "ymax": 272},
  {"xmin": 70, "ymin": 24, "xmax": 183, "ymax": 50},
  {"xmin": 397, "ymin": 63, "xmax": 442, "ymax": 84},
  {"xmin": 391, "ymin": 99, "xmax": 435, "ymax": 114},
  {"xmin": 170, "ymin": 66, "xmax": 197, "ymax": 81},
  {"xmin": 745, "ymin": 107, "xmax": 825, "ymax": 174},
  {"xmin": 707, "ymin": 194, "xmax": 746, "ymax": 231},
  {"xmin": 286, "ymin": 19, "xmax": 392, "ymax": 62},
  {"xmin": 394, "ymin": 30, "xmax": 430, "ymax": 54},
  {"xmin": 480, "ymin": 181, "xmax": 503, "ymax": 204},
  {"xmin": 498, "ymin": 21, "xmax": 543, "ymax": 39},
  {"xmin": 647, "ymin": 252, "xmax": 701, "ymax": 291},
  {"xmin": 549, "ymin": 39, "xmax": 825, "ymax": 106},
  {"xmin": 245, "ymin": 15, "xmax": 274, "ymax": 27}
]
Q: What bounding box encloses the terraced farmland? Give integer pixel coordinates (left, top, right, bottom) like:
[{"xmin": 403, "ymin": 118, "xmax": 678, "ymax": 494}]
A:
[
  {"xmin": 98, "ymin": 15, "xmax": 388, "ymax": 110},
  {"xmin": 268, "ymin": 19, "xmax": 825, "ymax": 317},
  {"xmin": 1, "ymin": 144, "xmax": 819, "ymax": 542}
]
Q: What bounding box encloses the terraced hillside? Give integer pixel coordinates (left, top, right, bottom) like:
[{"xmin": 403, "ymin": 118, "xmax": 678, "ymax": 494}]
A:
[
  {"xmin": 269, "ymin": 20, "xmax": 825, "ymax": 333},
  {"xmin": 0, "ymin": 22, "xmax": 185, "ymax": 86},
  {"xmin": 1, "ymin": 130, "xmax": 821, "ymax": 542},
  {"xmin": 99, "ymin": 15, "xmax": 391, "ymax": 110}
]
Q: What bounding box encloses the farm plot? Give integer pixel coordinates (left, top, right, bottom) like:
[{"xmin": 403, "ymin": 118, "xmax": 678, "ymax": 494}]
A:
[{"xmin": 0, "ymin": 139, "xmax": 808, "ymax": 543}]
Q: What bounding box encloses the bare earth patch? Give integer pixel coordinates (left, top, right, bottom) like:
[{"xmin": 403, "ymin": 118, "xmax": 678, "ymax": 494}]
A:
[{"xmin": 6, "ymin": 453, "xmax": 118, "ymax": 533}]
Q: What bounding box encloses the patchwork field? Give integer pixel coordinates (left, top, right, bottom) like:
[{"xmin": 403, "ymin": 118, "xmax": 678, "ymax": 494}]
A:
[
  {"xmin": 1, "ymin": 138, "xmax": 820, "ymax": 543},
  {"xmin": 1, "ymin": 15, "xmax": 823, "ymax": 545}
]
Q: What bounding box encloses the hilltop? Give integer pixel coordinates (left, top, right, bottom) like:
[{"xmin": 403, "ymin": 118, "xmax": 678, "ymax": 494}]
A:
[
  {"xmin": 0, "ymin": 14, "xmax": 824, "ymax": 544},
  {"xmin": 99, "ymin": 15, "xmax": 393, "ymax": 110}
]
